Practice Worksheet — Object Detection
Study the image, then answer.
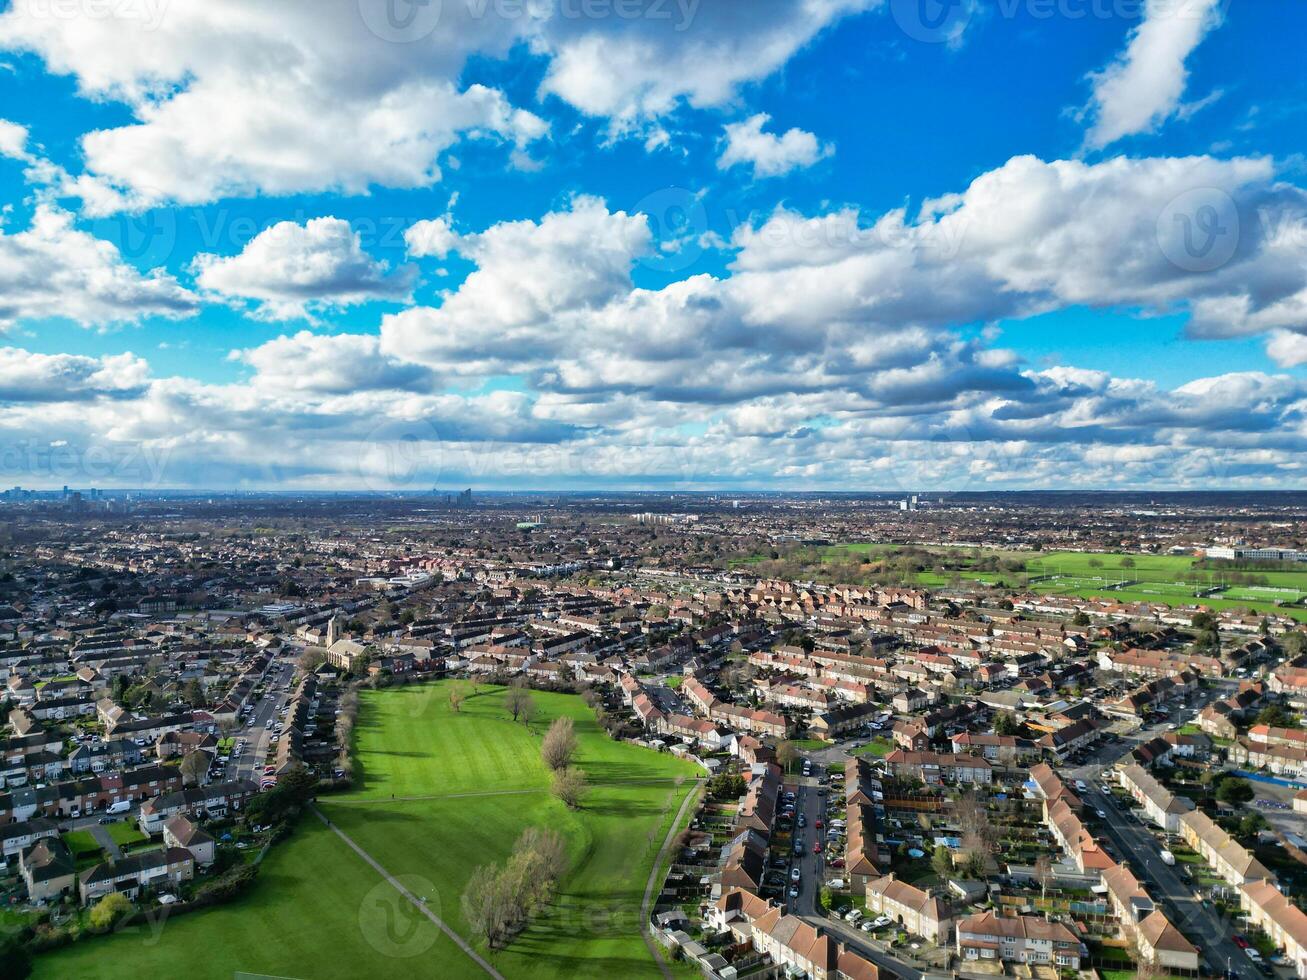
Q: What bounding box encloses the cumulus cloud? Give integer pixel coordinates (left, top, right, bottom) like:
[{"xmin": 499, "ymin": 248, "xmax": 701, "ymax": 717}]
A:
[
  {"xmin": 0, "ymin": 117, "xmax": 30, "ymax": 160},
  {"xmin": 718, "ymin": 114, "xmax": 832, "ymax": 178},
  {"xmin": 193, "ymin": 218, "xmax": 416, "ymax": 321},
  {"xmin": 0, "ymin": 348, "xmax": 149, "ymax": 401},
  {"xmin": 1083, "ymin": 0, "xmax": 1224, "ymax": 149},
  {"xmin": 1267, "ymin": 330, "xmax": 1307, "ymax": 368},
  {"xmin": 0, "ymin": 205, "xmax": 198, "ymax": 329},
  {"xmin": 231, "ymin": 331, "xmax": 439, "ymax": 394},
  {"xmin": 405, "ymin": 217, "xmax": 460, "ymax": 259},
  {"xmin": 8, "ymin": 151, "xmax": 1307, "ymax": 489},
  {"xmin": 539, "ymin": 0, "xmax": 878, "ymax": 128},
  {"xmin": 0, "ymin": 0, "xmax": 875, "ymax": 209}
]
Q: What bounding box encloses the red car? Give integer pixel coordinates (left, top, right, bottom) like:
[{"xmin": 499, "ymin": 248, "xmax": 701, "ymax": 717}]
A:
[
  {"xmin": 1234, "ymin": 937, "xmax": 1250, "ymax": 950},
  {"xmin": 830, "ymin": 858, "xmax": 844, "ymax": 868},
  {"xmin": 815, "ymin": 819, "xmax": 824, "ymax": 829},
  {"xmin": 813, "ymin": 842, "xmax": 823, "ymax": 854}
]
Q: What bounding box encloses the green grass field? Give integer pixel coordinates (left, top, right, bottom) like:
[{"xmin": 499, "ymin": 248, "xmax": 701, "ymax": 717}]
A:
[
  {"xmin": 852, "ymin": 737, "xmax": 894, "ymax": 759},
  {"xmin": 775, "ymin": 544, "xmax": 1307, "ymax": 621},
  {"xmin": 35, "ymin": 682, "xmax": 699, "ymax": 980}
]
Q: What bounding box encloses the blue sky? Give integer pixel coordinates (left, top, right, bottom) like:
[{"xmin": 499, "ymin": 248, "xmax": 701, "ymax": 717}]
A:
[{"xmin": 1, "ymin": 0, "xmax": 1306, "ymax": 490}]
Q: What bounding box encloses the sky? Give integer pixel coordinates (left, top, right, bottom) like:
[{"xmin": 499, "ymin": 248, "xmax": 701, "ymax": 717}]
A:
[{"xmin": 1, "ymin": 0, "xmax": 1307, "ymax": 492}]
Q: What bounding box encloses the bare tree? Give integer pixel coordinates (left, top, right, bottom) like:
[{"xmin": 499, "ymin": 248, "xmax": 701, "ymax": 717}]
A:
[
  {"xmin": 1033, "ymin": 854, "xmax": 1054, "ymax": 902},
  {"xmin": 955, "ymin": 790, "xmax": 999, "ymax": 863},
  {"xmin": 519, "ymin": 693, "xmax": 536, "ymax": 727},
  {"xmin": 516, "ymin": 826, "xmax": 568, "ymax": 884},
  {"xmin": 180, "ymin": 750, "xmax": 208, "ymax": 787},
  {"xmin": 552, "ymin": 766, "xmax": 589, "ymax": 809},
  {"xmin": 541, "ymin": 716, "xmax": 577, "ymax": 771},
  {"xmin": 461, "ymin": 864, "xmax": 515, "ymax": 949},
  {"xmin": 448, "ymin": 682, "xmax": 465, "ymax": 714},
  {"xmin": 776, "ymin": 740, "xmax": 800, "ymax": 773},
  {"xmin": 505, "ymin": 680, "xmax": 533, "ymax": 723}
]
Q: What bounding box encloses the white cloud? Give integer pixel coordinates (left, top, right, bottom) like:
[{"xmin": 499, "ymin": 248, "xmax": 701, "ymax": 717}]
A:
[
  {"xmin": 405, "ymin": 217, "xmax": 460, "ymax": 259},
  {"xmin": 1267, "ymin": 330, "xmax": 1307, "ymax": 368},
  {"xmin": 0, "ymin": 117, "xmax": 29, "ymax": 160},
  {"xmin": 538, "ymin": 0, "xmax": 877, "ymax": 128},
  {"xmin": 0, "ymin": 205, "xmax": 198, "ymax": 329},
  {"xmin": 0, "ymin": 347, "xmax": 149, "ymax": 401},
  {"xmin": 193, "ymin": 218, "xmax": 415, "ymax": 321},
  {"xmin": 1083, "ymin": 0, "xmax": 1224, "ymax": 149},
  {"xmin": 0, "ymin": 0, "xmax": 876, "ymax": 208},
  {"xmin": 718, "ymin": 114, "xmax": 832, "ymax": 178},
  {"xmin": 231, "ymin": 331, "xmax": 439, "ymax": 394},
  {"xmin": 382, "ymin": 195, "xmax": 651, "ymax": 374}
]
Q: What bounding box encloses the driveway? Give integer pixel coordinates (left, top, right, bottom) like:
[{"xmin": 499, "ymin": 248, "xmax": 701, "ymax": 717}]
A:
[{"xmin": 89, "ymin": 823, "xmax": 123, "ymax": 860}]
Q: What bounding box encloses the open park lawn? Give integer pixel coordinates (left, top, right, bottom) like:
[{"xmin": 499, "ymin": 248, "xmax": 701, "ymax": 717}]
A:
[{"xmin": 34, "ymin": 682, "xmax": 700, "ymax": 980}]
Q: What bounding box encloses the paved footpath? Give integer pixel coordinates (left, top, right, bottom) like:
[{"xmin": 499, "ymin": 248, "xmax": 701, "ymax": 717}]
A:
[
  {"xmin": 639, "ymin": 780, "xmax": 704, "ymax": 980},
  {"xmin": 310, "ymin": 804, "xmax": 505, "ymax": 980}
]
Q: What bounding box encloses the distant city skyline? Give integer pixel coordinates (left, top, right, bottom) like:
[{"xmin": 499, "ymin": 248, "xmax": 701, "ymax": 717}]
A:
[{"xmin": 2, "ymin": 1, "xmax": 1307, "ymax": 489}]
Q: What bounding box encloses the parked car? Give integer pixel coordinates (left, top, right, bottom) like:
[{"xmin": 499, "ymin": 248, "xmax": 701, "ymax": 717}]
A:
[{"xmin": 790, "ymin": 867, "xmax": 801, "ymax": 883}]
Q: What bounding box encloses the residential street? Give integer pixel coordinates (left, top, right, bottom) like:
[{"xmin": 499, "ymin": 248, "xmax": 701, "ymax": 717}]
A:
[
  {"xmin": 788, "ymin": 764, "xmax": 926, "ymax": 980},
  {"xmin": 1086, "ymin": 779, "xmax": 1251, "ymax": 979}
]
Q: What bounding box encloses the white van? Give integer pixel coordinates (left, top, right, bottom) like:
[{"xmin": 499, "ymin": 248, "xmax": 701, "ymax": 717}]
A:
[{"xmin": 106, "ymin": 800, "xmax": 131, "ymax": 815}]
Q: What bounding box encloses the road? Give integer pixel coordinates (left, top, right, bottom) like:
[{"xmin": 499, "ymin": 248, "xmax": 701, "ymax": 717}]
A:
[
  {"xmin": 1082, "ymin": 779, "xmax": 1251, "ymax": 979},
  {"xmin": 1061, "ymin": 681, "xmax": 1255, "ymax": 980},
  {"xmin": 786, "ymin": 762, "xmax": 925, "ymax": 980},
  {"xmin": 227, "ymin": 658, "xmax": 296, "ymax": 783}
]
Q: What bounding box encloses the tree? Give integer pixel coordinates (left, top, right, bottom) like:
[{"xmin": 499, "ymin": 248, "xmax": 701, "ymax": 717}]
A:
[
  {"xmin": 1256, "ymin": 703, "xmax": 1293, "ymax": 728},
  {"xmin": 462, "ymin": 864, "xmax": 514, "ymax": 949},
  {"xmin": 90, "ymin": 892, "xmax": 132, "ymax": 930},
  {"xmin": 776, "ymin": 741, "xmax": 800, "ymax": 773},
  {"xmin": 182, "ymin": 678, "xmax": 207, "ymax": 708},
  {"xmin": 1240, "ymin": 812, "xmax": 1269, "ymax": 838},
  {"xmin": 707, "ymin": 773, "xmax": 747, "ymax": 801},
  {"xmin": 992, "ymin": 711, "xmax": 1016, "ymax": 736},
  {"xmin": 516, "ymin": 826, "xmax": 568, "ymax": 885},
  {"xmin": 1216, "ymin": 776, "xmax": 1254, "ymax": 805},
  {"xmin": 180, "ymin": 750, "xmax": 208, "ymax": 787},
  {"xmin": 297, "ymin": 647, "xmax": 325, "ymax": 673},
  {"xmin": 552, "ymin": 766, "xmax": 588, "ymax": 809},
  {"xmin": 448, "ymin": 683, "xmax": 466, "ymax": 714},
  {"xmin": 955, "ymin": 790, "xmax": 998, "ymax": 863},
  {"xmin": 505, "ymin": 681, "xmax": 533, "ymax": 723},
  {"xmin": 1120, "ymin": 557, "xmax": 1135, "ymax": 569},
  {"xmin": 931, "ymin": 844, "xmax": 953, "ymax": 879},
  {"xmin": 277, "ymin": 765, "xmax": 319, "ymax": 806},
  {"xmin": 1033, "ymin": 854, "xmax": 1054, "ymax": 901},
  {"xmin": 1282, "ymin": 632, "xmax": 1307, "ymax": 658},
  {"xmin": 0, "ymin": 935, "xmax": 31, "ymax": 980},
  {"xmin": 541, "ymin": 716, "xmax": 577, "ymax": 771},
  {"xmin": 519, "ymin": 693, "xmax": 537, "ymax": 727}
]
